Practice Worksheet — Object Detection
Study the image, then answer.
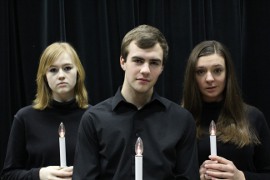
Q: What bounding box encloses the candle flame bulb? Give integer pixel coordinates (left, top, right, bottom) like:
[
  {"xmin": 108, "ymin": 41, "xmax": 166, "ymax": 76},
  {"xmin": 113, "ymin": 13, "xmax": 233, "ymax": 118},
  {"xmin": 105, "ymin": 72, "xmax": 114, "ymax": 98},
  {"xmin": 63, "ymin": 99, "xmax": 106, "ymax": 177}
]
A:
[
  {"xmin": 58, "ymin": 122, "xmax": 66, "ymax": 167},
  {"xmin": 209, "ymin": 120, "xmax": 216, "ymax": 136},
  {"xmin": 58, "ymin": 122, "xmax": 65, "ymax": 137},
  {"xmin": 135, "ymin": 137, "xmax": 143, "ymax": 156}
]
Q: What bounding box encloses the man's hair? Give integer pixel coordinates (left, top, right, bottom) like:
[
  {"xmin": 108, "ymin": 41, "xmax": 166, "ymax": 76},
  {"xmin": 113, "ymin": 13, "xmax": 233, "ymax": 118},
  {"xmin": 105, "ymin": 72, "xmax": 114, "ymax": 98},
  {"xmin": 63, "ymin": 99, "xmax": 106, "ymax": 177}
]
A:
[{"xmin": 120, "ymin": 24, "xmax": 169, "ymax": 65}]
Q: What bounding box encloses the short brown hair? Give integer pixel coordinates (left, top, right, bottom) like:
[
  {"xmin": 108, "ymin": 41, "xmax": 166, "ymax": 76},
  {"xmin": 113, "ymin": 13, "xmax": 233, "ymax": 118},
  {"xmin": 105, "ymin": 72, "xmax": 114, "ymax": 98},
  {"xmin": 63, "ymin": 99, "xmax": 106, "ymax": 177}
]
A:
[{"xmin": 120, "ymin": 25, "xmax": 169, "ymax": 65}]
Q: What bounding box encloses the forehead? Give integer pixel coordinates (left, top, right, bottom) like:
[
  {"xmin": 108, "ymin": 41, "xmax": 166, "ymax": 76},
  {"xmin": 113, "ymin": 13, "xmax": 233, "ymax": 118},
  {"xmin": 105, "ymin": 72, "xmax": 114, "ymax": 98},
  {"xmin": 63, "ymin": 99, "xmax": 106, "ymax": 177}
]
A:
[
  {"xmin": 127, "ymin": 41, "xmax": 163, "ymax": 61},
  {"xmin": 196, "ymin": 54, "xmax": 225, "ymax": 67},
  {"xmin": 51, "ymin": 52, "xmax": 74, "ymax": 66}
]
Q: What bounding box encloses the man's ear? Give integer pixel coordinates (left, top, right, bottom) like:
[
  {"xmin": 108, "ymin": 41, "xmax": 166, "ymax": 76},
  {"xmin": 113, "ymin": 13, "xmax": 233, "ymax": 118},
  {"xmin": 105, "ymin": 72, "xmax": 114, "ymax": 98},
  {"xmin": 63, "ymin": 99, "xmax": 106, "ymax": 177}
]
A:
[{"xmin": 120, "ymin": 56, "xmax": 126, "ymax": 71}]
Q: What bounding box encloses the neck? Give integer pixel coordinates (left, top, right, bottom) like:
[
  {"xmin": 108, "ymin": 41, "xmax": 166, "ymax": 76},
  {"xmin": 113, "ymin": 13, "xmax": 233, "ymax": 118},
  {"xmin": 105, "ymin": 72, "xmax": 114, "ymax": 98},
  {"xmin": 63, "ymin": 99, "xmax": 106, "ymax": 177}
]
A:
[
  {"xmin": 53, "ymin": 96, "xmax": 75, "ymax": 103},
  {"xmin": 53, "ymin": 91, "xmax": 75, "ymax": 102},
  {"xmin": 121, "ymin": 86, "xmax": 152, "ymax": 109}
]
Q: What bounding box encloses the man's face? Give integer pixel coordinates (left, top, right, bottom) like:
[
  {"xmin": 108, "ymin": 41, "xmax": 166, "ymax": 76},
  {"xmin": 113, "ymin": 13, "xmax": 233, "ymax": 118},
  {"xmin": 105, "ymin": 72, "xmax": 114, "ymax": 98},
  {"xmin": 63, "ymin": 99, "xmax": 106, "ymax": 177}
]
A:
[{"xmin": 120, "ymin": 41, "xmax": 164, "ymax": 96}]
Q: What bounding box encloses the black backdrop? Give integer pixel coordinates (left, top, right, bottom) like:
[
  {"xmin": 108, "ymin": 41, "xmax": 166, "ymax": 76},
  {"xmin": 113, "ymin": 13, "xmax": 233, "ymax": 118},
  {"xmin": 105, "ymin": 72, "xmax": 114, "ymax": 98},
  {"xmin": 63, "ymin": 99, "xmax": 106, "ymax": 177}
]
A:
[{"xmin": 1, "ymin": 0, "xmax": 270, "ymax": 171}]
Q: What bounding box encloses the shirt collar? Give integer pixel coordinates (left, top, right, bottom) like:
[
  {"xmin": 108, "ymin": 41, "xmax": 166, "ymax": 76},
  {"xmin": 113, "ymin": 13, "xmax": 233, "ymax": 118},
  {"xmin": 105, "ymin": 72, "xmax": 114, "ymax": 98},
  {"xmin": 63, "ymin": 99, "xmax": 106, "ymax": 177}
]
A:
[{"xmin": 112, "ymin": 86, "xmax": 168, "ymax": 111}]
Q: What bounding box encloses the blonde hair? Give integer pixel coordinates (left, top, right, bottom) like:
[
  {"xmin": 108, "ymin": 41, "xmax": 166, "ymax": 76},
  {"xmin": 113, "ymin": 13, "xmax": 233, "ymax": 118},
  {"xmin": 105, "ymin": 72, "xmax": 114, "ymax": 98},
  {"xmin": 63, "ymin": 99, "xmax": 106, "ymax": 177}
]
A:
[{"xmin": 33, "ymin": 42, "xmax": 88, "ymax": 109}]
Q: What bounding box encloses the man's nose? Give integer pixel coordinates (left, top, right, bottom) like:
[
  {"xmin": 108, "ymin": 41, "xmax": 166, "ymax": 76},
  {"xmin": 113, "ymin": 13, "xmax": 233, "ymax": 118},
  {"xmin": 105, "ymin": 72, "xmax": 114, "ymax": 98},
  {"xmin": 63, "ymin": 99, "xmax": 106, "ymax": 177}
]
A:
[{"xmin": 140, "ymin": 63, "xmax": 150, "ymax": 74}]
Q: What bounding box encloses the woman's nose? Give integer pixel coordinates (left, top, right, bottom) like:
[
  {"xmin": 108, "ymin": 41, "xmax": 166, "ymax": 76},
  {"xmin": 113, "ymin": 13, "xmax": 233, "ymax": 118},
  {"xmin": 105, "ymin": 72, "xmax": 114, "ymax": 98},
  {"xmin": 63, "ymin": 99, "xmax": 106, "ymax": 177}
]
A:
[{"xmin": 205, "ymin": 71, "xmax": 214, "ymax": 82}]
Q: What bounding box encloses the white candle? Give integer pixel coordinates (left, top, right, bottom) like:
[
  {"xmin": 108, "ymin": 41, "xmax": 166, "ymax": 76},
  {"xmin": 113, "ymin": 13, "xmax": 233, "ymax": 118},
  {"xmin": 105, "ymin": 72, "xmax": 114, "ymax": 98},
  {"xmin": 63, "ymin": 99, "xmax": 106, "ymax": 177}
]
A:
[
  {"xmin": 59, "ymin": 122, "xmax": 67, "ymax": 167},
  {"xmin": 135, "ymin": 137, "xmax": 143, "ymax": 180},
  {"xmin": 209, "ymin": 120, "xmax": 217, "ymax": 155}
]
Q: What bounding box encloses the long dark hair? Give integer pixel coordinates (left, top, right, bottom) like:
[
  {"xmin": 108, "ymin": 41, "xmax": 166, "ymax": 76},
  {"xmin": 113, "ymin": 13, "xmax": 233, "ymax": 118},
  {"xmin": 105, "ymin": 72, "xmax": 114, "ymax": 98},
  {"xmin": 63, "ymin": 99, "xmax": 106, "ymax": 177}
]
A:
[{"xmin": 182, "ymin": 40, "xmax": 259, "ymax": 147}]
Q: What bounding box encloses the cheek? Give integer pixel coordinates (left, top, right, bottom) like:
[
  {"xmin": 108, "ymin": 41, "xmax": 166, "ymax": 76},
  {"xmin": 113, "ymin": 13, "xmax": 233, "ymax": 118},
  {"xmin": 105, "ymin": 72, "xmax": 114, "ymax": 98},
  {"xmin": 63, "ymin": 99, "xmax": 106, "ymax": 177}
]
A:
[
  {"xmin": 153, "ymin": 68, "xmax": 163, "ymax": 77},
  {"xmin": 195, "ymin": 77, "xmax": 203, "ymax": 88},
  {"xmin": 126, "ymin": 67, "xmax": 136, "ymax": 76},
  {"xmin": 46, "ymin": 75, "xmax": 54, "ymax": 87},
  {"xmin": 69, "ymin": 72, "xmax": 78, "ymax": 85},
  {"xmin": 217, "ymin": 76, "xmax": 226, "ymax": 86}
]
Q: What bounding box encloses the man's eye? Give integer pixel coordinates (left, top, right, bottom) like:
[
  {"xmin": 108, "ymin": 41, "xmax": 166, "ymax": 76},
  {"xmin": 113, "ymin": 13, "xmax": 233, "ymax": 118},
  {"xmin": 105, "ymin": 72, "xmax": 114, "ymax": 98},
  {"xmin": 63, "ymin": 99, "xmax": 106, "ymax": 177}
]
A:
[
  {"xmin": 134, "ymin": 59, "xmax": 142, "ymax": 63},
  {"xmin": 134, "ymin": 59, "xmax": 143, "ymax": 64},
  {"xmin": 150, "ymin": 61, "xmax": 160, "ymax": 66}
]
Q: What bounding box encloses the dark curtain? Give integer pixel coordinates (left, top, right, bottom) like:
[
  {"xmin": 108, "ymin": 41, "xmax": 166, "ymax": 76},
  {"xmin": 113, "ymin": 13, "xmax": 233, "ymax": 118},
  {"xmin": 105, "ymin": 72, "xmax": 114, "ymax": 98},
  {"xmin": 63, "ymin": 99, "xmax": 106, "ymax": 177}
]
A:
[{"xmin": 1, "ymin": 0, "xmax": 270, "ymax": 171}]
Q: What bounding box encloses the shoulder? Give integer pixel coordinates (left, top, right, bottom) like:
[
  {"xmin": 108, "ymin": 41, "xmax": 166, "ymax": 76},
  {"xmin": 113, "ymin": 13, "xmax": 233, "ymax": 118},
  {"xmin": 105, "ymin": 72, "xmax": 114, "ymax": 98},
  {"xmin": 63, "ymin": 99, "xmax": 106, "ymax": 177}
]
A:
[
  {"xmin": 15, "ymin": 105, "xmax": 36, "ymax": 117},
  {"xmin": 88, "ymin": 97, "xmax": 114, "ymax": 112},
  {"xmin": 84, "ymin": 104, "xmax": 92, "ymax": 111},
  {"xmin": 159, "ymin": 96, "xmax": 195, "ymax": 121},
  {"xmin": 79, "ymin": 97, "xmax": 115, "ymax": 129},
  {"xmin": 158, "ymin": 97, "xmax": 196, "ymax": 136},
  {"xmin": 246, "ymin": 104, "xmax": 269, "ymax": 129},
  {"xmin": 160, "ymin": 96, "xmax": 191, "ymax": 113},
  {"xmin": 10, "ymin": 105, "xmax": 36, "ymax": 128},
  {"xmin": 246, "ymin": 105, "xmax": 265, "ymax": 121},
  {"xmin": 80, "ymin": 97, "xmax": 113, "ymax": 119}
]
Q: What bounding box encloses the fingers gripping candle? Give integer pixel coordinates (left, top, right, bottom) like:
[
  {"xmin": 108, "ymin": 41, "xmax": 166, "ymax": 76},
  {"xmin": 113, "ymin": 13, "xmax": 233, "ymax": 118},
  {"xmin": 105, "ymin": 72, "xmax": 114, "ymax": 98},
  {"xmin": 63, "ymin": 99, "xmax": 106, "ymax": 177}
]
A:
[{"xmin": 59, "ymin": 122, "xmax": 67, "ymax": 167}]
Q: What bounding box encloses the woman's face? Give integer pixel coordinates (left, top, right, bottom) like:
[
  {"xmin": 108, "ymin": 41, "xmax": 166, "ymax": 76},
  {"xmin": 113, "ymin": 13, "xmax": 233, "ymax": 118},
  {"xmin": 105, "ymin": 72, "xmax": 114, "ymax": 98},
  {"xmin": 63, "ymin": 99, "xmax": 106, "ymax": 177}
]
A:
[
  {"xmin": 195, "ymin": 54, "xmax": 226, "ymax": 102},
  {"xmin": 46, "ymin": 52, "xmax": 78, "ymax": 102}
]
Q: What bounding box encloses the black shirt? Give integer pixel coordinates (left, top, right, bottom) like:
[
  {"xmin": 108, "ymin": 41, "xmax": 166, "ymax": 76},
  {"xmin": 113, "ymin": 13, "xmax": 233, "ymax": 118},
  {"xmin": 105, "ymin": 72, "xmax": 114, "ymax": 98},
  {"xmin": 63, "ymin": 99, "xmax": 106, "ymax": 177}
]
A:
[
  {"xmin": 198, "ymin": 101, "xmax": 270, "ymax": 180},
  {"xmin": 1, "ymin": 99, "xmax": 89, "ymax": 180},
  {"xmin": 73, "ymin": 88, "xmax": 199, "ymax": 180}
]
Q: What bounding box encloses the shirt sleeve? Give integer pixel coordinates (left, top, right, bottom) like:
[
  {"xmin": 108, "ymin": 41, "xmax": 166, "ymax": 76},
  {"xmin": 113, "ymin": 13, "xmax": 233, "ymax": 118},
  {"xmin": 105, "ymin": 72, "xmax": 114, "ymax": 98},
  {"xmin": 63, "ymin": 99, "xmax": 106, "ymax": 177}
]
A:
[
  {"xmin": 72, "ymin": 111, "xmax": 100, "ymax": 179},
  {"xmin": 175, "ymin": 112, "xmax": 200, "ymax": 180},
  {"xmin": 243, "ymin": 108, "xmax": 270, "ymax": 180},
  {"xmin": 1, "ymin": 116, "xmax": 41, "ymax": 180}
]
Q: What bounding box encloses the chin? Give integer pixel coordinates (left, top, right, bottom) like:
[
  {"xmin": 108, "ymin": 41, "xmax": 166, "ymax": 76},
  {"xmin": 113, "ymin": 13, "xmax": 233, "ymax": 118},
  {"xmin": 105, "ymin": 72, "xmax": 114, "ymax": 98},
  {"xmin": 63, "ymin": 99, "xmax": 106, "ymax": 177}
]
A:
[{"xmin": 135, "ymin": 87, "xmax": 149, "ymax": 93}]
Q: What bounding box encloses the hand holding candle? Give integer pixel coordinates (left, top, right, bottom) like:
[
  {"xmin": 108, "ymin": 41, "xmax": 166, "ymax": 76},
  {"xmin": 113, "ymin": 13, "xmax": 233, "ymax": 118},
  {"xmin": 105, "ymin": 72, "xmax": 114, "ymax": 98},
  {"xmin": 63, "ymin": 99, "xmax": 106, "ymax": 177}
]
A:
[
  {"xmin": 135, "ymin": 137, "xmax": 143, "ymax": 180},
  {"xmin": 209, "ymin": 120, "xmax": 217, "ymax": 155},
  {"xmin": 59, "ymin": 122, "xmax": 67, "ymax": 167}
]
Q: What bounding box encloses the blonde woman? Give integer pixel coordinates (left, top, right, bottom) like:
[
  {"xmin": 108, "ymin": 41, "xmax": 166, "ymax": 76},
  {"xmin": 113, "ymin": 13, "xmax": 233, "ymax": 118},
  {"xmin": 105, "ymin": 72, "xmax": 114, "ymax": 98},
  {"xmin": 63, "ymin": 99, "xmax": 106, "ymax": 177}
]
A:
[{"xmin": 1, "ymin": 42, "xmax": 89, "ymax": 180}]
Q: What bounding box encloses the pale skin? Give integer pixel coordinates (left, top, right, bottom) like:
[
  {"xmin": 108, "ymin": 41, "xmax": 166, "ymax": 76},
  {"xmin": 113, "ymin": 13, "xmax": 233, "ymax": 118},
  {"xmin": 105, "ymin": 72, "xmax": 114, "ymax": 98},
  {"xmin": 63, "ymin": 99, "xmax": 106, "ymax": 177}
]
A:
[
  {"xmin": 39, "ymin": 166, "xmax": 73, "ymax": 180},
  {"xmin": 196, "ymin": 54, "xmax": 245, "ymax": 180},
  {"xmin": 120, "ymin": 41, "xmax": 163, "ymax": 109},
  {"xmin": 195, "ymin": 54, "xmax": 226, "ymax": 102},
  {"xmin": 39, "ymin": 52, "xmax": 78, "ymax": 179},
  {"xmin": 46, "ymin": 52, "xmax": 77, "ymax": 102},
  {"xmin": 200, "ymin": 155, "xmax": 245, "ymax": 180}
]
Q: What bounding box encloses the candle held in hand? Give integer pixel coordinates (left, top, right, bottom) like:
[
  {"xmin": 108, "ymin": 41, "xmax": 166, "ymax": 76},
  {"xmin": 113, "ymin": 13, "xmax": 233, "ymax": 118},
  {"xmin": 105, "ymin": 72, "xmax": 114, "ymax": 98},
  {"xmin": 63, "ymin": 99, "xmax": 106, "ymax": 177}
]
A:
[
  {"xmin": 209, "ymin": 120, "xmax": 217, "ymax": 155},
  {"xmin": 135, "ymin": 137, "xmax": 143, "ymax": 180},
  {"xmin": 59, "ymin": 122, "xmax": 67, "ymax": 167}
]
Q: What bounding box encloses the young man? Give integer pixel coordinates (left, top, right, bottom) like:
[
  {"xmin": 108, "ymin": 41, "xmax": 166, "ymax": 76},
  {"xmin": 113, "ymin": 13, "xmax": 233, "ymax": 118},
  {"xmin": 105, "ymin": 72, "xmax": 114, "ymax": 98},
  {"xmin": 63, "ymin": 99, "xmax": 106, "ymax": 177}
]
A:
[{"xmin": 73, "ymin": 25, "xmax": 199, "ymax": 179}]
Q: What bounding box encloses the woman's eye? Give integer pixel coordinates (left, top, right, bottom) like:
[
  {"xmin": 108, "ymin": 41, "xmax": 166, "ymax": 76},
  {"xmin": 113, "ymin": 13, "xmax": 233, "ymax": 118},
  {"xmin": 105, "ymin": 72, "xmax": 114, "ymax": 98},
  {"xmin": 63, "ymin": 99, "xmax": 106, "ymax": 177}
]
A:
[
  {"xmin": 196, "ymin": 69, "xmax": 205, "ymax": 76},
  {"xmin": 213, "ymin": 68, "xmax": 223, "ymax": 74},
  {"xmin": 63, "ymin": 66, "xmax": 72, "ymax": 71},
  {"xmin": 49, "ymin": 68, "xmax": 58, "ymax": 73}
]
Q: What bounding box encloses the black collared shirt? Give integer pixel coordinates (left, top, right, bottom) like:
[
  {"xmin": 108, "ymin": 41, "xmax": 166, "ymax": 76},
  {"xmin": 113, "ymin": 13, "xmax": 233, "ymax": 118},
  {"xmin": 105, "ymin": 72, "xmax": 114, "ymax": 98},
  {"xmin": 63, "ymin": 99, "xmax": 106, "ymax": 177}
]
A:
[{"xmin": 73, "ymin": 88, "xmax": 199, "ymax": 180}]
